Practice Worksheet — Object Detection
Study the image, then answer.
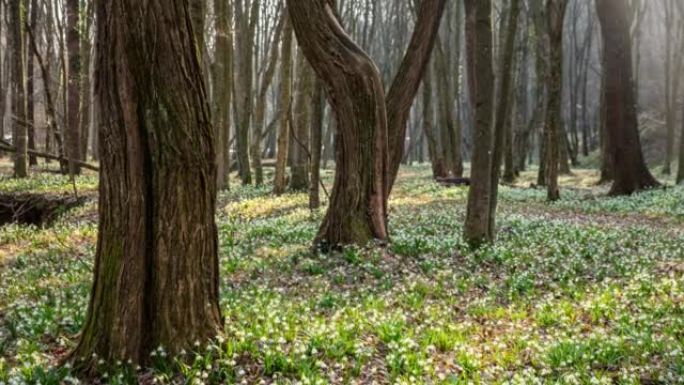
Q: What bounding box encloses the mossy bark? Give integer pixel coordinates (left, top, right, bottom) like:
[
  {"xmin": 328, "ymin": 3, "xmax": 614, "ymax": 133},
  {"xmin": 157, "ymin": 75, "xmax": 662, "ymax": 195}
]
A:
[
  {"xmin": 71, "ymin": 0, "xmax": 222, "ymax": 373},
  {"xmin": 10, "ymin": 0, "xmax": 28, "ymax": 178}
]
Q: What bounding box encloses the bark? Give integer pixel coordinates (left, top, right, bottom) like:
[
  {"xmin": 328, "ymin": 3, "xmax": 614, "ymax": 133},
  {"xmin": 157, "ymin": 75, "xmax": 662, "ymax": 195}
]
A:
[
  {"xmin": 463, "ymin": 0, "xmax": 495, "ymax": 247},
  {"xmin": 288, "ymin": 0, "xmax": 389, "ymax": 248},
  {"xmin": 309, "ymin": 81, "xmax": 324, "ymax": 209},
  {"xmin": 79, "ymin": 2, "xmax": 94, "ymax": 161},
  {"xmin": 489, "ymin": 0, "xmax": 521, "ymax": 234},
  {"xmin": 386, "ymin": 0, "xmax": 447, "ymax": 195},
  {"xmin": 289, "ymin": 53, "xmax": 314, "ymax": 191},
  {"xmin": 70, "ymin": 0, "xmax": 222, "ymax": 371},
  {"xmin": 544, "ymin": 0, "xmax": 567, "ymax": 202},
  {"xmin": 678, "ymin": 96, "xmax": 684, "ymax": 184},
  {"xmin": 66, "ymin": 0, "xmax": 82, "ymax": 174},
  {"xmin": 213, "ymin": 0, "xmax": 233, "ymax": 190},
  {"xmin": 10, "ymin": 0, "xmax": 28, "ymax": 178},
  {"xmin": 596, "ymin": 0, "xmax": 659, "ymax": 195},
  {"xmin": 273, "ymin": 16, "xmax": 293, "ymax": 196}
]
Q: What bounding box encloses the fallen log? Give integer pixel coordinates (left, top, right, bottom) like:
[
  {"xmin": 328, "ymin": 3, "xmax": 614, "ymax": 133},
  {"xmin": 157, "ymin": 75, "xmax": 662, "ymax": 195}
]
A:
[
  {"xmin": 436, "ymin": 177, "xmax": 471, "ymax": 187},
  {"xmin": 0, "ymin": 141, "xmax": 99, "ymax": 172}
]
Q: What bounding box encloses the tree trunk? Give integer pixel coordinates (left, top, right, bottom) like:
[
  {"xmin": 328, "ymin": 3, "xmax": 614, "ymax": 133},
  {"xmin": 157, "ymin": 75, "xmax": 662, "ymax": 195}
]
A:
[
  {"xmin": 214, "ymin": 0, "xmax": 233, "ymax": 190},
  {"xmin": 79, "ymin": 2, "xmax": 94, "ymax": 161},
  {"xmin": 273, "ymin": 16, "xmax": 293, "ymax": 196},
  {"xmin": 309, "ymin": 81, "xmax": 324, "ymax": 209},
  {"xmin": 463, "ymin": 0, "xmax": 495, "ymax": 247},
  {"xmin": 489, "ymin": 0, "xmax": 521, "ymax": 233},
  {"xmin": 596, "ymin": 0, "xmax": 659, "ymax": 195},
  {"xmin": 70, "ymin": 0, "xmax": 222, "ymax": 372},
  {"xmin": 422, "ymin": 65, "xmax": 448, "ymax": 179},
  {"xmin": 386, "ymin": 0, "xmax": 447, "ymax": 195},
  {"xmin": 26, "ymin": 0, "xmax": 38, "ymax": 166},
  {"xmin": 66, "ymin": 0, "xmax": 81, "ymax": 175},
  {"xmin": 677, "ymin": 96, "xmax": 684, "ymax": 184},
  {"xmin": 544, "ymin": 0, "xmax": 567, "ymax": 202},
  {"xmin": 288, "ymin": 0, "xmax": 389, "ymax": 248},
  {"xmin": 289, "ymin": 53, "xmax": 314, "ymax": 191},
  {"xmin": 10, "ymin": 0, "xmax": 28, "ymax": 178}
]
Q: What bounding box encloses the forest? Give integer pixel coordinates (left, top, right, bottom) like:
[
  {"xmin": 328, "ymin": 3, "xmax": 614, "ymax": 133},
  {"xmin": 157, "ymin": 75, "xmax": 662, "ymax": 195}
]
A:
[{"xmin": 0, "ymin": 0, "xmax": 684, "ymax": 384}]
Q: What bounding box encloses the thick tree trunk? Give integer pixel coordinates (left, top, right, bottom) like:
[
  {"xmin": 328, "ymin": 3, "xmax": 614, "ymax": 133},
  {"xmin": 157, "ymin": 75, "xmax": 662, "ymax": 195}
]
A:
[
  {"xmin": 309, "ymin": 81, "xmax": 324, "ymax": 209},
  {"xmin": 288, "ymin": 0, "xmax": 389, "ymax": 248},
  {"xmin": 70, "ymin": 0, "xmax": 222, "ymax": 372},
  {"xmin": 596, "ymin": 0, "xmax": 659, "ymax": 195},
  {"xmin": 289, "ymin": 53, "xmax": 314, "ymax": 191},
  {"xmin": 66, "ymin": 0, "xmax": 81, "ymax": 175},
  {"xmin": 10, "ymin": 0, "xmax": 28, "ymax": 178},
  {"xmin": 463, "ymin": 0, "xmax": 495, "ymax": 247},
  {"xmin": 386, "ymin": 0, "xmax": 447, "ymax": 195},
  {"xmin": 214, "ymin": 0, "xmax": 233, "ymax": 190},
  {"xmin": 489, "ymin": 0, "xmax": 521, "ymax": 234},
  {"xmin": 544, "ymin": 0, "xmax": 567, "ymax": 202},
  {"xmin": 274, "ymin": 16, "xmax": 294, "ymax": 196}
]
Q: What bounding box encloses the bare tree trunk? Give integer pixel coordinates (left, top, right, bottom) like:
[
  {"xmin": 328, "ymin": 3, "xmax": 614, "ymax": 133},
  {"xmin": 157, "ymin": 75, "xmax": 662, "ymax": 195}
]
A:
[
  {"xmin": 289, "ymin": 53, "xmax": 313, "ymax": 191},
  {"xmin": 489, "ymin": 0, "xmax": 521, "ymax": 233},
  {"xmin": 273, "ymin": 16, "xmax": 293, "ymax": 196},
  {"xmin": 252, "ymin": 11, "xmax": 283, "ymax": 186},
  {"xmin": 214, "ymin": 0, "xmax": 233, "ymax": 190},
  {"xmin": 464, "ymin": 0, "xmax": 495, "ymax": 247},
  {"xmin": 677, "ymin": 96, "xmax": 684, "ymax": 184},
  {"xmin": 422, "ymin": 65, "xmax": 448, "ymax": 179},
  {"xmin": 288, "ymin": 0, "xmax": 389, "ymax": 248},
  {"xmin": 70, "ymin": 0, "xmax": 221, "ymax": 372},
  {"xmin": 386, "ymin": 0, "xmax": 447, "ymax": 194},
  {"xmin": 309, "ymin": 81, "xmax": 324, "ymax": 209},
  {"xmin": 79, "ymin": 2, "xmax": 94, "ymax": 161},
  {"xmin": 596, "ymin": 0, "xmax": 659, "ymax": 195},
  {"xmin": 10, "ymin": 0, "xmax": 28, "ymax": 177},
  {"xmin": 26, "ymin": 0, "xmax": 38, "ymax": 166},
  {"xmin": 66, "ymin": 0, "xmax": 81, "ymax": 174},
  {"xmin": 544, "ymin": 0, "xmax": 567, "ymax": 202}
]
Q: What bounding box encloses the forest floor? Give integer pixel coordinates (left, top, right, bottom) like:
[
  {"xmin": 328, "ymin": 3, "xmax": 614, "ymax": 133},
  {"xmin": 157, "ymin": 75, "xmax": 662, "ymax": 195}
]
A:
[{"xmin": 0, "ymin": 161, "xmax": 683, "ymax": 385}]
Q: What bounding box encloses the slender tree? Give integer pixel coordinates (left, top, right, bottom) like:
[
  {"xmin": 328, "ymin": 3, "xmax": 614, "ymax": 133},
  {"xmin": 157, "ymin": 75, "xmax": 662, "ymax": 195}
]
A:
[
  {"xmin": 70, "ymin": 0, "xmax": 222, "ymax": 371},
  {"xmin": 214, "ymin": 0, "xmax": 233, "ymax": 190},
  {"xmin": 10, "ymin": 0, "xmax": 28, "ymax": 178},
  {"xmin": 66, "ymin": 0, "xmax": 81, "ymax": 174},
  {"xmin": 596, "ymin": 0, "xmax": 659, "ymax": 195},
  {"xmin": 288, "ymin": 0, "xmax": 389, "ymax": 248},
  {"xmin": 463, "ymin": 0, "xmax": 495, "ymax": 246},
  {"xmin": 289, "ymin": 53, "xmax": 314, "ymax": 191},
  {"xmin": 274, "ymin": 15, "xmax": 293, "ymax": 196},
  {"xmin": 544, "ymin": 0, "xmax": 567, "ymax": 201}
]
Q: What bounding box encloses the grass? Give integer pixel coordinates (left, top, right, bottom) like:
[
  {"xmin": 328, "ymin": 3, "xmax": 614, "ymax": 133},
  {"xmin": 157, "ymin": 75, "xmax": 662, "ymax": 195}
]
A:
[{"xmin": 0, "ymin": 163, "xmax": 683, "ymax": 384}]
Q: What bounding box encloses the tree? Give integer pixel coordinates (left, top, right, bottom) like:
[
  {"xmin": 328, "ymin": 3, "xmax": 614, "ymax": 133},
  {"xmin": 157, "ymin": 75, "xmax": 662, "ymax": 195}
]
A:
[
  {"xmin": 213, "ymin": 0, "xmax": 234, "ymax": 190},
  {"xmin": 289, "ymin": 53, "xmax": 314, "ymax": 191},
  {"xmin": 273, "ymin": 15, "xmax": 293, "ymax": 196},
  {"xmin": 489, "ymin": 0, "xmax": 521, "ymax": 234},
  {"xmin": 70, "ymin": 0, "xmax": 222, "ymax": 371},
  {"xmin": 544, "ymin": 0, "xmax": 567, "ymax": 201},
  {"xmin": 287, "ymin": 0, "xmax": 389, "ymax": 248},
  {"xmin": 66, "ymin": 0, "xmax": 81, "ymax": 175},
  {"xmin": 463, "ymin": 0, "xmax": 495, "ymax": 247},
  {"xmin": 309, "ymin": 81, "xmax": 325, "ymax": 209},
  {"xmin": 386, "ymin": 0, "xmax": 447, "ymax": 194},
  {"xmin": 596, "ymin": 0, "xmax": 659, "ymax": 195},
  {"xmin": 10, "ymin": 0, "xmax": 28, "ymax": 178}
]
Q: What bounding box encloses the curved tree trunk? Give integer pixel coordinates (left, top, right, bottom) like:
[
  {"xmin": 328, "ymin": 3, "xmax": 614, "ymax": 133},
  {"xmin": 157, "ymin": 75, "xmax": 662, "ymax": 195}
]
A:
[
  {"xmin": 288, "ymin": 0, "xmax": 389, "ymax": 248},
  {"xmin": 386, "ymin": 0, "xmax": 447, "ymax": 196},
  {"xmin": 596, "ymin": 0, "xmax": 659, "ymax": 196},
  {"xmin": 463, "ymin": 0, "xmax": 495, "ymax": 247},
  {"xmin": 70, "ymin": 0, "xmax": 222, "ymax": 372}
]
